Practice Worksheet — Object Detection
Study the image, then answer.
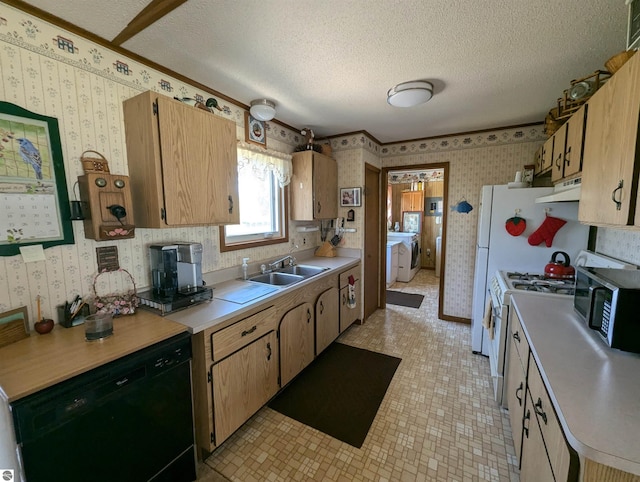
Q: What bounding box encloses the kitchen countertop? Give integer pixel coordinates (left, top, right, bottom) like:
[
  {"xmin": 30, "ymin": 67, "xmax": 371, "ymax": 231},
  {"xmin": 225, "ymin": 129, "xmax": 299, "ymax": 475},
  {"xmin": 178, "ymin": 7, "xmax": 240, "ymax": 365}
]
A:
[
  {"xmin": 166, "ymin": 255, "xmax": 360, "ymax": 334},
  {"xmin": 511, "ymin": 294, "xmax": 640, "ymax": 476},
  {"xmin": 0, "ymin": 311, "xmax": 187, "ymax": 403}
]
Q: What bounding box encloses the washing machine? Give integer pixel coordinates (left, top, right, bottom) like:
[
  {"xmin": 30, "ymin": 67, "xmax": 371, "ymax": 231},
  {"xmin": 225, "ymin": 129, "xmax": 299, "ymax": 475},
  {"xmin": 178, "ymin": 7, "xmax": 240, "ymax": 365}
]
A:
[{"xmin": 387, "ymin": 232, "xmax": 420, "ymax": 282}]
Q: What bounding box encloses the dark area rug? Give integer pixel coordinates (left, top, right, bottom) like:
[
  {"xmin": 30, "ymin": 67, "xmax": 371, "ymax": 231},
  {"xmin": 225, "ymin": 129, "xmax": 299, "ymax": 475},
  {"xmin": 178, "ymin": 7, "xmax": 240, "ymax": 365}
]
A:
[
  {"xmin": 386, "ymin": 290, "xmax": 424, "ymax": 308},
  {"xmin": 268, "ymin": 342, "xmax": 401, "ymax": 448}
]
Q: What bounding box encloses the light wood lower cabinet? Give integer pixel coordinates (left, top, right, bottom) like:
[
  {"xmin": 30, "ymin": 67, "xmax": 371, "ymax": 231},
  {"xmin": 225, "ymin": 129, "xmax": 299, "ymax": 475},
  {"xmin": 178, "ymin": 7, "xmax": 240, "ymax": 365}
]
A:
[
  {"xmin": 339, "ymin": 265, "xmax": 361, "ymax": 333},
  {"xmin": 192, "ymin": 262, "xmax": 360, "ymax": 458},
  {"xmin": 211, "ymin": 331, "xmax": 278, "ymax": 444},
  {"xmin": 506, "ymin": 334, "xmax": 526, "ymax": 463},
  {"xmin": 507, "ymin": 311, "xmax": 578, "ymax": 481},
  {"xmin": 279, "ymin": 302, "xmax": 315, "ymax": 387},
  {"xmin": 315, "ymin": 287, "xmax": 339, "ymax": 356},
  {"xmin": 520, "ymin": 397, "xmax": 556, "ymax": 482}
]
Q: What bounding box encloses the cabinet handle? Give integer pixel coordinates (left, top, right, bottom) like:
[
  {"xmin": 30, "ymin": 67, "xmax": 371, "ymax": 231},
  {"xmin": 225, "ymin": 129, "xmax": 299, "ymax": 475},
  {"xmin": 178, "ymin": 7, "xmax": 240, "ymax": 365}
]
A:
[
  {"xmin": 523, "ymin": 409, "xmax": 531, "ymax": 438},
  {"xmin": 513, "ymin": 331, "xmax": 520, "ymax": 343},
  {"xmin": 307, "ymin": 308, "xmax": 311, "ymax": 323},
  {"xmin": 342, "ymin": 293, "xmax": 346, "ymax": 305},
  {"xmin": 515, "ymin": 381, "xmax": 523, "ymax": 406},
  {"xmin": 611, "ymin": 180, "xmax": 623, "ymax": 211},
  {"xmin": 228, "ymin": 195, "xmax": 234, "ymax": 214},
  {"xmin": 534, "ymin": 397, "xmax": 548, "ymax": 425},
  {"xmin": 317, "ymin": 201, "xmax": 322, "ymax": 213},
  {"xmin": 319, "ymin": 301, "xmax": 324, "ymax": 314},
  {"xmin": 565, "ymin": 146, "xmax": 571, "ymax": 166},
  {"xmin": 241, "ymin": 325, "xmax": 257, "ymax": 337},
  {"xmin": 555, "ymin": 153, "xmax": 562, "ymax": 169},
  {"xmin": 266, "ymin": 342, "xmax": 272, "ymax": 361}
]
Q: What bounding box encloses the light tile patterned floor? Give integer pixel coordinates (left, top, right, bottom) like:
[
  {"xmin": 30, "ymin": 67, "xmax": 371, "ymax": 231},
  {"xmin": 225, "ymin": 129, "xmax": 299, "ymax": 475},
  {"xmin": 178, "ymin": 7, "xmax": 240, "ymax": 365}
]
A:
[{"xmin": 197, "ymin": 269, "xmax": 519, "ymax": 481}]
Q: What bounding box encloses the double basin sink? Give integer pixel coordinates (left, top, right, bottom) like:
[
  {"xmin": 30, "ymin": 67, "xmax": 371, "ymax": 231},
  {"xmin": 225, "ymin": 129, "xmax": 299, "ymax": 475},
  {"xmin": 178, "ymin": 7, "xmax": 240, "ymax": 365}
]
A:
[{"xmin": 247, "ymin": 265, "xmax": 329, "ymax": 286}]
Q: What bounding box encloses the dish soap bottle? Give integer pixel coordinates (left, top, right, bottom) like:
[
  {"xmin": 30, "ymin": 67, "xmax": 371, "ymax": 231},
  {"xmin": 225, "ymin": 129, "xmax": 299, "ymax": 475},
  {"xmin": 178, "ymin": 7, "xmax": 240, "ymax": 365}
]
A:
[{"xmin": 242, "ymin": 258, "xmax": 250, "ymax": 280}]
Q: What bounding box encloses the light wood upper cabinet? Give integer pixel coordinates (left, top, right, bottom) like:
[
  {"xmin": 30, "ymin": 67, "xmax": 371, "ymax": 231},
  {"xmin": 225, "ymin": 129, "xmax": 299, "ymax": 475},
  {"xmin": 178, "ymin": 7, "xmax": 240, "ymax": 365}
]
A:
[
  {"xmin": 315, "ymin": 287, "xmax": 339, "ymax": 356},
  {"xmin": 290, "ymin": 151, "xmax": 338, "ymax": 220},
  {"xmin": 540, "ymin": 135, "xmax": 554, "ymax": 174},
  {"xmin": 551, "ymin": 122, "xmax": 568, "ymax": 183},
  {"xmin": 579, "ymin": 52, "xmax": 640, "ymax": 226},
  {"xmin": 563, "ymin": 104, "xmax": 587, "ymax": 179},
  {"xmin": 211, "ymin": 331, "xmax": 278, "ymax": 445},
  {"xmin": 123, "ymin": 91, "xmax": 239, "ymax": 227},
  {"xmin": 279, "ymin": 302, "xmax": 315, "ymax": 387},
  {"xmin": 401, "ymin": 191, "xmax": 424, "ymax": 212}
]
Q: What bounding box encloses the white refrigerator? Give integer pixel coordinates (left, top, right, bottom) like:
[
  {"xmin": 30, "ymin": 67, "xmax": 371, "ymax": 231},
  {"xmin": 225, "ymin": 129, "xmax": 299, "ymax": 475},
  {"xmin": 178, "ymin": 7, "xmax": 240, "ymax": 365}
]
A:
[{"xmin": 471, "ymin": 185, "xmax": 589, "ymax": 355}]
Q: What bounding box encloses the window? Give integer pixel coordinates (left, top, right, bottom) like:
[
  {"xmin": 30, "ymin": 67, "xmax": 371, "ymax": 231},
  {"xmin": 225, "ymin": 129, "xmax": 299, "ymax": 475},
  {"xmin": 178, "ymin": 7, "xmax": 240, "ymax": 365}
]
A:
[{"xmin": 219, "ymin": 143, "xmax": 292, "ymax": 251}]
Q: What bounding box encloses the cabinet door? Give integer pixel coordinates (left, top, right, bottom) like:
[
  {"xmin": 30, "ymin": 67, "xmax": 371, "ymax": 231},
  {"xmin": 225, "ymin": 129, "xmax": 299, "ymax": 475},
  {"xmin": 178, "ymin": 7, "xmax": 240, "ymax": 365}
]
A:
[
  {"xmin": 563, "ymin": 104, "xmax": 587, "ymax": 179},
  {"xmin": 580, "ymin": 53, "xmax": 640, "ymax": 226},
  {"xmin": 339, "ymin": 279, "xmax": 361, "ymax": 333},
  {"xmin": 313, "ymin": 154, "xmax": 338, "ymax": 219},
  {"xmin": 520, "ymin": 395, "xmax": 555, "ymax": 482},
  {"xmin": 541, "ymin": 136, "xmax": 554, "ymax": 173},
  {"xmin": 506, "ymin": 337, "xmax": 526, "ymax": 465},
  {"xmin": 534, "ymin": 146, "xmax": 543, "ymax": 175},
  {"xmin": 279, "ymin": 302, "xmax": 315, "ymax": 386},
  {"xmin": 156, "ymin": 95, "xmax": 238, "ymax": 225},
  {"xmin": 551, "ymin": 122, "xmax": 568, "ymax": 183},
  {"xmin": 212, "ymin": 331, "xmax": 279, "ymax": 445},
  {"xmin": 315, "ymin": 287, "xmax": 339, "ymax": 355},
  {"xmin": 527, "ymin": 353, "xmax": 575, "ymax": 482},
  {"xmin": 401, "ymin": 191, "xmax": 424, "ymax": 212}
]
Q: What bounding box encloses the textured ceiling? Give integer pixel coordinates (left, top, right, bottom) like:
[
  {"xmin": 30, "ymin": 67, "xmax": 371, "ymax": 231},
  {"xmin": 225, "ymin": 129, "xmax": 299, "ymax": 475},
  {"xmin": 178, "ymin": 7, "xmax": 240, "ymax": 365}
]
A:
[{"xmin": 17, "ymin": 0, "xmax": 630, "ymax": 143}]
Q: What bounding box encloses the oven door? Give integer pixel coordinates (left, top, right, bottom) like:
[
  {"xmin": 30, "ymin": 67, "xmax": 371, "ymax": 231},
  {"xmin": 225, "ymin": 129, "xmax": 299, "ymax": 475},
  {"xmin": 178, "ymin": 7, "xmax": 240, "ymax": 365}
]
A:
[{"xmin": 487, "ymin": 290, "xmax": 509, "ymax": 405}]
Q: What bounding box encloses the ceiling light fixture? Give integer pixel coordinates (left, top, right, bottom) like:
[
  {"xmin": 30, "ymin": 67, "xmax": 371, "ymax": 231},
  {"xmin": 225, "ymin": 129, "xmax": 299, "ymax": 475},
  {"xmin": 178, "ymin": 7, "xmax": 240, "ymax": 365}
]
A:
[
  {"xmin": 249, "ymin": 99, "xmax": 277, "ymax": 121},
  {"xmin": 387, "ymin": 80, "xmax": 434, "ymax": 108}
]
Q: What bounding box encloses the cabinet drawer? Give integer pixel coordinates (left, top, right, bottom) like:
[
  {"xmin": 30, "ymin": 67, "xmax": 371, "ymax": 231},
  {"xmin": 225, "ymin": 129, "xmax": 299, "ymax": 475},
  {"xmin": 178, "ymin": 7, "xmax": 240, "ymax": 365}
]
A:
[
  {"xmin": 211, "ymin": 306, "xmax": 277, "ymax": 361},
  {"xmin": 510, "ymin": 311, "xmax": 530, "ymax": 371},
  {"xmin": 339, "ymin": 265, "xmax": 361, "ymax": 288},
  {"xmin": 527, "ymin": 352, "xmax": 575, "ymax": 482}
]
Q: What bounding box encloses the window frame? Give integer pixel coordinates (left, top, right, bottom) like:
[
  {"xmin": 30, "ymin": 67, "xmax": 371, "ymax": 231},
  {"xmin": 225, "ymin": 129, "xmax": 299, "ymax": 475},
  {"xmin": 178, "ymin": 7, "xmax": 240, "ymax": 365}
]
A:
[{"xmin": 218, "ymin": 183, "xmax": 289, "ymax": 252}]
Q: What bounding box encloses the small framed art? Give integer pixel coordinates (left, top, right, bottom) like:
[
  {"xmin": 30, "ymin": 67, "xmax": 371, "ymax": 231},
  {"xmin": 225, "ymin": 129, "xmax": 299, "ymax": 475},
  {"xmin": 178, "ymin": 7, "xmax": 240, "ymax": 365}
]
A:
[
  {"xmin": 340, "ymin": 187, "xmax": 361, "ymax": 207},
  {"xmin": 244, "ymin": 111, "xmax": 267, "ymax": 147}
]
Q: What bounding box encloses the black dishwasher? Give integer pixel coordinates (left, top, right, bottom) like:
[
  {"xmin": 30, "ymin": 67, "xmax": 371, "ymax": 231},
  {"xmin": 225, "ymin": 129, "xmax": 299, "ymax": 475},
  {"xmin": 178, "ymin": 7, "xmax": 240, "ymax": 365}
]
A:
[{"xmin": 11, "ymin": 331, "xmax": 196, "ymax": 482}]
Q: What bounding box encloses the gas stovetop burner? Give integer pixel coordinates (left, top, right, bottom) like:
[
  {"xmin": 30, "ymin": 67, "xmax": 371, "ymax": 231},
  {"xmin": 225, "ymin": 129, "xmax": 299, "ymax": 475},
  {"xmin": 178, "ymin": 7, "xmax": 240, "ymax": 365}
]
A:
[{"xmin": 511, "ymin": 280, "xmax": 575, "ymax": 295}]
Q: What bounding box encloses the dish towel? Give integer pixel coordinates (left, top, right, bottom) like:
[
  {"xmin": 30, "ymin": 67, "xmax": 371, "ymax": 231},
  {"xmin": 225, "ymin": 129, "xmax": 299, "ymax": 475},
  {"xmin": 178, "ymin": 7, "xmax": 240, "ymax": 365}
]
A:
[
  {"xmin": 347, "ymin": 275, "xmax": 356, "ymax": 309},
  {"xmin": 482, "ymin": 299, "xmax": 495, "ymax": 340}
]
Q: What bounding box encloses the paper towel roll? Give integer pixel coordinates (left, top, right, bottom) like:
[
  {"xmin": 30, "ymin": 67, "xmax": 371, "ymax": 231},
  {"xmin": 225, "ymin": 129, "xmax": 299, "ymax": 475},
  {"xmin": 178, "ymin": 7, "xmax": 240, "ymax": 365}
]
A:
[{"xmin": 514, "ymin": 171, "xmax": 523, "ymax": 182}]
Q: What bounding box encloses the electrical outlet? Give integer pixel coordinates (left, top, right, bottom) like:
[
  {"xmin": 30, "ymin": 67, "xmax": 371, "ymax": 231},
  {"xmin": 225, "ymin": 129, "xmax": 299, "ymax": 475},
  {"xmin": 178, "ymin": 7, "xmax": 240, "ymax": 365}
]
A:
[
  {"xmin": 426, "ymin": 248, "xmax": 431, "ymax": 257},
  {"xmin": 303, "ymin": 238, "xmax": 306, "ymax": 245}
]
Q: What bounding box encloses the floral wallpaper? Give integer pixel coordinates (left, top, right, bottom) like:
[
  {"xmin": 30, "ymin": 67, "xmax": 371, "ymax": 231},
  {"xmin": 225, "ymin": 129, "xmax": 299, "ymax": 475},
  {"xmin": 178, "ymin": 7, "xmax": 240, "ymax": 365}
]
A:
[
  {"xmin": 2, "ymin": 4, "xmax": 637, "ymax": 328},
  {"xmin": 0, "ymin": 4, "xmax": 305, "ymax": 326}
]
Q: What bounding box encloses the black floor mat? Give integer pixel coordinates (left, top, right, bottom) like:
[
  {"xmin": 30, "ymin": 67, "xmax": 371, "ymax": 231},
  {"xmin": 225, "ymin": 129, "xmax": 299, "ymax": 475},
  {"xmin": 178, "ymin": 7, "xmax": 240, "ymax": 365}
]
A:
[
  {"xmin": 386, "ymin": 290, "xmax": 424, "ymax": 308},
  {"xmin": 268, "ymin": 342, "xmax": 401, "ymax": 448}
]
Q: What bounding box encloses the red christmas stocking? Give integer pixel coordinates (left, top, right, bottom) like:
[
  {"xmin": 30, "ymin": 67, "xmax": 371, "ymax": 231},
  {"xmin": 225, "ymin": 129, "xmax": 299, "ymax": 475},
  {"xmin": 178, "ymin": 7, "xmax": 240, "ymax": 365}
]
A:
[{"xmin": 528, "ymin": 215, "xmax": 566, "ymax": 247}]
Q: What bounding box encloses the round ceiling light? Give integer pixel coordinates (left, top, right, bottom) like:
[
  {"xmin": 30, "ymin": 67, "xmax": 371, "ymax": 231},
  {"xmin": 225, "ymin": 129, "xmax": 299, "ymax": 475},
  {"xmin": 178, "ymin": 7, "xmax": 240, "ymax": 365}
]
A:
[
  {"xmin": 387, "ymin": 80, "xmax": 434, "ymax": 108},
  {"xmin": 249, "ymin": 99, "xmax": 277, "ymax": 121}
]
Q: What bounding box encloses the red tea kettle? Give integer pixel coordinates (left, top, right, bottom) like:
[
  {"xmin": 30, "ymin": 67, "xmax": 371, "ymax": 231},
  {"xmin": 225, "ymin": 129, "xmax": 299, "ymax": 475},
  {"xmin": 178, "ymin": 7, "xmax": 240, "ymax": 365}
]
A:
[{"xmin": 544, "ymin": 251, "xmax": 575, "ymax": 280}]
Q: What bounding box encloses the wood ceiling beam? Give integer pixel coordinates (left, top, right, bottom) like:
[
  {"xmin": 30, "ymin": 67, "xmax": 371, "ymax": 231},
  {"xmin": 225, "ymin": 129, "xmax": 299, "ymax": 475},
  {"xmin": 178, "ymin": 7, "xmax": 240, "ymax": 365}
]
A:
[{"xmin": 111, "ymin": 0, "xmax": 188, "ymax": 46}]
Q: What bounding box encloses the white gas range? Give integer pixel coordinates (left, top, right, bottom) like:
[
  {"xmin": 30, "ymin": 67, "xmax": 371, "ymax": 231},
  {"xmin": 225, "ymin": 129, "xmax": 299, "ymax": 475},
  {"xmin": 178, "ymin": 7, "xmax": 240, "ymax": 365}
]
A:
[{"xmin": 485, "ymin": 250, "xmax": 636, "ymax": 406}]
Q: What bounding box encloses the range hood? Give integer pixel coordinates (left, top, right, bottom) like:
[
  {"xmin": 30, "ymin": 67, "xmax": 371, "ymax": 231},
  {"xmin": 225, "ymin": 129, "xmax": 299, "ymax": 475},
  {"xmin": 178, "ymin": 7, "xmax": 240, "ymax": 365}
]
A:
[{"xmin": 535, "ymin": 178, "xmax": 582, "ymax": 203}]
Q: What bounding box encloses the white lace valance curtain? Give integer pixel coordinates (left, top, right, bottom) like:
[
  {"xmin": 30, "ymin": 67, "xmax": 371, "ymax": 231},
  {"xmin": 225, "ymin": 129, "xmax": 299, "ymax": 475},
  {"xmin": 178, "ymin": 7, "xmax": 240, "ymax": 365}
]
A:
[{"xmin": 237, "ymin": 141, "xmax": 293, "ymax": 187}]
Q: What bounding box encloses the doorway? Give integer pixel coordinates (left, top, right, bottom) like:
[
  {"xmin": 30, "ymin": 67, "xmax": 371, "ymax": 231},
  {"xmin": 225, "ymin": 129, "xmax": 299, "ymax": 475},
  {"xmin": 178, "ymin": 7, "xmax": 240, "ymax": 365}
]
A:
[
  {"xmin": 381, "ymin": 163, "xmax": 449, "ymax": 320},
  {"xmin": 364, "ymin": 163, "xmax": 380, "ymax": 321}
]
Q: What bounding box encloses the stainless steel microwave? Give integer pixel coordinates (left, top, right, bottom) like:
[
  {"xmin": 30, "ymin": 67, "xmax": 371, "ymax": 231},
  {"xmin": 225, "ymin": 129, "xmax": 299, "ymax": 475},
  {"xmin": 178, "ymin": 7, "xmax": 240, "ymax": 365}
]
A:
[{"xmin": 574, "ymin": 266, "xmax": 640, "ymax": 353}]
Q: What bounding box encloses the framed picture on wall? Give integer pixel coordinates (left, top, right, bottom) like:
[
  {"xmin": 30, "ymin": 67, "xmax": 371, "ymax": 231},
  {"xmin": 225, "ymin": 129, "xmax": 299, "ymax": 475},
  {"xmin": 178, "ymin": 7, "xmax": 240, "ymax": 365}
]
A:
[
  {"xmin": 244, "ymin": 111, "xmax": 267, "ymax": 147},
  {"xmin": 340, "ymin": 187, "xmax": 361, "ymax": 207},
  {"xmin": 0, "ymin": 101, "xmax": 74, "ymax": 256},
  {"xmin": 402, "ymin": 211, "xmax": 422, "ymax": 233}
]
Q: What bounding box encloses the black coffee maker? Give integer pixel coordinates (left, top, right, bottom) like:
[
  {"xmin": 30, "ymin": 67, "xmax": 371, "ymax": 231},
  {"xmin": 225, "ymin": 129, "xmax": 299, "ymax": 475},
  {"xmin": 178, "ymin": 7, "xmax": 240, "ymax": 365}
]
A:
[{"xmin": 150, "ymin": 244, "xmax": 179, "ymax": 297}]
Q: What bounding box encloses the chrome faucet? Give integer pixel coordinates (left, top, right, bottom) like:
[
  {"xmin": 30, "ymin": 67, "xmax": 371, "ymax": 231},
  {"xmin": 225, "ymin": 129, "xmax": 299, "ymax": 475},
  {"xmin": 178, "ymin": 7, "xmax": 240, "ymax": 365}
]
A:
[{"xmin": 267, "ymin": 255, "xmax": 296, "ymax": 271}]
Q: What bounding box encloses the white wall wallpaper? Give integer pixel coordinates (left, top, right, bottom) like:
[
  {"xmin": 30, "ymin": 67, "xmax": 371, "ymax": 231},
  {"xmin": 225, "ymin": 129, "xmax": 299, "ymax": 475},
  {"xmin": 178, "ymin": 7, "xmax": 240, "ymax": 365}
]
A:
[
  {"xmin": 3, "ymin": 4, "xmax": 638, "ymax": 328},
  {"xmin": 0, "ymin": 5, "xmax": 304, "ymax": 325}
]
